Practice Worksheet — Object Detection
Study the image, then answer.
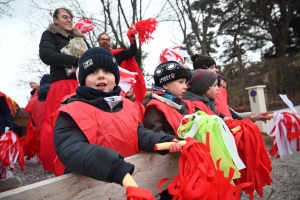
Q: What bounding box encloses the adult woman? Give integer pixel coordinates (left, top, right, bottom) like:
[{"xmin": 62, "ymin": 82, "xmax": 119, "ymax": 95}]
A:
[{"xmin": 39, "ymin": 7, "xmax": 90, "ymax": 172}]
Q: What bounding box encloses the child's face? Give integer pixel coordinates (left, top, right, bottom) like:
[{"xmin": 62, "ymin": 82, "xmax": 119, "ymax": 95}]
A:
[
  {"xmin": 205, "ymin": 79, "xmax": 219, "ymax": 99},
  {"xmin": 30, "ymin": 82, "xmax": 39, "ymax": 89},
  {"xmin": 126, "ymin": 87, "xmax": 133, "ymax": 97},
  {"xmin": 85, "ymin": 68, "xmax": 116, "ymax": 92},
  {"xmin": 162, "ymin": 78, "xmax": 187, "ymax": 99},
  {"xmin": 220, "ymin": 79, "xmax": 227, "ymax": 89},
  {"xmin": 207, "ymin": 65, "xmax": 218, "ymax": 73}
]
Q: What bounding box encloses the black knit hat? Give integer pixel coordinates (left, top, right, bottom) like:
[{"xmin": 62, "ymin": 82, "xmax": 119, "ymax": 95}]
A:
[
  {"xmin": 78, "ymin": 47, "xmax": 120, "ymax": 86},
  {"xmin": 154, "ymin": 61, "xmax": 190, "ymax": 87},
  {"xmin": 188, "ymin": 69, "xmax": 218, "ymax": 96},
  {"xmin": 40, "ymin": 74, "xmax": 50, "ymax": 86},
  {"xmin": 191, "ymin": 54, "xmax": 216, "ymax": 70}
]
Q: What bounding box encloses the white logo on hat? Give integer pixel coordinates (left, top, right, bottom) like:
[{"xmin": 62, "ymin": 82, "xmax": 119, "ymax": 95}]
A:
[
  {"xmin": 112, "ymin": 57, "xmax": 116, "ymax": 63},
  {"xmin": 166, "ymin": 64, "xmax": 176, "ymax": 70},
  {"xmin": 159, "ymin": 75, "xmax": 173, "ymax": 83},
  {"xmin": 155, "ymin": 69, "xmax": 163, "ymax": 76},
  {"xmin": 83, "ymin": 59, "xmax": 93, "ymax": 69}
]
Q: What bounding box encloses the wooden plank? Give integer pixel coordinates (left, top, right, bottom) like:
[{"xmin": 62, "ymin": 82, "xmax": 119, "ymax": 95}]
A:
[{"xmin": 0, "ymin": 152, "xmax": 179, "ymax": 200}]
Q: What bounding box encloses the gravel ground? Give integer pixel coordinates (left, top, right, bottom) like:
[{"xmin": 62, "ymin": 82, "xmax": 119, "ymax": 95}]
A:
[
  {"xmin": 6, "ymin": 136, "xmax": 300, "ymax": 200},
  {"xmin": 9, "ymin": 157, "xmax": 55, "ymax": 186}
]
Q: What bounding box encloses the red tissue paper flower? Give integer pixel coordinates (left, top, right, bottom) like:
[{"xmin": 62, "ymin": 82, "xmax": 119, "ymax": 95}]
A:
[
  {"xmin": 0, "ymin": 130, "xmax": 25, "ymax": 179},
  {"xmin": 127, "ymin": 18, "xmax": 158, "ymax": 46},
  {"xmin": 158, "ymin": 134, "xmax": 250, "ymax": 200},
  {"xmin": 226, "ymin": 119, "xmax": 273, "ymax": 200},
  {"xmin": 126, "ymin": 186, "xmax": 155, "ymax": 200},
  {"xmin": 74, "ymin": 18, "xmax": 94, "ymax": 34}
]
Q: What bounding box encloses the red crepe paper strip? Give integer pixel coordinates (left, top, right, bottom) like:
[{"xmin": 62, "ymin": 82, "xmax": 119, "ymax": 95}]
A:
[
  {"xmin": 226, "ymin": 119, "xmax": 273, "ymax": 200},
  {"xmin": 267, "ymin": 112, "xmax": 300, "ymax": 158},
  {"xmin": 158, "ymin": 134, "xmax": 247, "ymax": 200},
  {"xmin": 0, "ymin": 130, "xmax": 25, "ymax": 179},
  {"xmin": 129, "ymin": 18, "xmax": 157, "ymax": 46},
  {"xmin": 74, "ymin": 18, "xmax": 94, "ymax": 34},
  {"xmin": 126, "ymin": 186, "xmax": 155, "ymax": 200}
]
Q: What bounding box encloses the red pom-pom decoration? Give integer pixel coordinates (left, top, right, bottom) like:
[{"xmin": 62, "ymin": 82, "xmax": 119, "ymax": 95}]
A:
[{"xmin": 74, "ymin": 18, "xmax": 94, "ymax": 34}]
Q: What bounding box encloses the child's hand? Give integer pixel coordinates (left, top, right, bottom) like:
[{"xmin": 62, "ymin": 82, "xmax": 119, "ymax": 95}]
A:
[{"xmin": 169, "ymin": 138, "xmax": 183, "ymax": 153}]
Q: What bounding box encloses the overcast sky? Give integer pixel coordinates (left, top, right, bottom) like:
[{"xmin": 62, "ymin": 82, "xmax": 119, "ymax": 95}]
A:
[{"xmin": 0, "ymin": 0, "xmax": 261, "ymax": 107}]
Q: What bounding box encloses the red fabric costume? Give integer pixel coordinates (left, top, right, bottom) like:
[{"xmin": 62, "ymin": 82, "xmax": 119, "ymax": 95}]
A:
[
  {"xmin": 133, "ymin": 100, "xmax": 145, "ymax": 124},
  {"xmin": 191, "ymin": 101, "xmax": 215, "ymax": 115},
  {"xmin": 20, "ymin": 94, "xmax": 39, "ymax": 160},
  {"xmin": 52, "ymin": 98, "xmax": 139, "ymax": 175},
  {"xmin": 215, "ymin": 87, "xmax": 232, "ymax": 117},
  {"xmin": 145, "ymin": 99, "xmax": 195, "ymax": 135},
  {"xmin": 111, "ymin": 49, "xmax": 147, "ymax": 103},
  {"xmin": 30, "ymin": 97, "xmax": 46, "ymax": 159},
  {"xmin": 40, "ymin": 79, "xmax": 78, "ymax": 172}
]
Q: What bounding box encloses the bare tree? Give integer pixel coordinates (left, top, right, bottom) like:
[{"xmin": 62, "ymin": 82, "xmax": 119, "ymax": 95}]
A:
[
  {"xmin": 0, "ymin": 0, "xmax": 14, "ymax": 18},
  {"xmin": 166, "ymin": 0, "xmax": 220, "ymax": 56}
]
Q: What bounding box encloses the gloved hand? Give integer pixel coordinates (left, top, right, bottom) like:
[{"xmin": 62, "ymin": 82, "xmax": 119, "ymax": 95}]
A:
[{"xmin": 127, "ymin": 24, "xmax": 138, "ymax": 44}]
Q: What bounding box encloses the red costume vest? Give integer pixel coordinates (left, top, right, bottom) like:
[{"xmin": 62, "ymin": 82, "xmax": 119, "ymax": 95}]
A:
[
  {"xmin": 145, "ymin": 99, "xmax": 195, "ymax": 135},
  {"xmin": 55, "ymin": 98, "xmax": 139, "ymax": 157},
  {"xmin": 52, "ymin": 98, "xmax": 139, "ymax": 175},
  {"xmin": 215, "ymin": 87, "xmax": 232, "ymax": 118},
  {"xmin": 133, "ymin": 100, "xmax": 145, "ymax": 124},
  {"xmin": 191, "ymin": 100, "xmax": 214, "ymax": 115}
]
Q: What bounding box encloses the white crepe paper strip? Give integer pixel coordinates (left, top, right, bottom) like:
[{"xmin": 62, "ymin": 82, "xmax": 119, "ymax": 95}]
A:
[
  {"xmin": 267, "ymin": 112, "xmax": 300, "ymax": 158},
  {"xmin": 279, "ymin": 94, "xmax": 297, "ymax": 113}
]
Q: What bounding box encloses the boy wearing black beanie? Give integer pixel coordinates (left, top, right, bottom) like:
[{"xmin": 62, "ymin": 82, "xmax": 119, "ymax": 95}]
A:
[
  {"xmin": 52, "ymin": 47, "xmax": 182, "ymax": 193},
  {"xmin": 143, "ymin": 61, "xmax": 195, "ymax": 134}
]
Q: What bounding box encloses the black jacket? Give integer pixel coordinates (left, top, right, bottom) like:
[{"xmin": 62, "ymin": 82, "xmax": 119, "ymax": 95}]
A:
[
  {"xmin": 54, "ymin": 93, "xmax": 175, "ymax": 186},
  {"xmin": 39, "ymin": 24, "xmax": 90, "ymax": 83},
  {"xmin": 114, "ymin": 37, "xmax": 137, "ymax": 66}
]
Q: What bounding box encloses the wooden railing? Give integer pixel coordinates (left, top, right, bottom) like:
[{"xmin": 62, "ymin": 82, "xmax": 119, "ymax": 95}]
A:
[{"xmin": 0, "ymin": 153, "xmax": 180, "ymax": 200}]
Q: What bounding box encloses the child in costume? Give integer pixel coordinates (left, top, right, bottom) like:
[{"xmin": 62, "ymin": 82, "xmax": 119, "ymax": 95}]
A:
[
  {"xmin": 191, "ymin": 55, "xmax": 271, "ymax": 121},
  {"xmin": 184, "ymin": 69, "xmax": 272, "ymax": 199},
  {"xmin": 53, "ymin": 47, "xmax": 182, "ymax": 190},
  {"xmin": 143, "ymin": 61, "xmax": 195, "ymax": 135},
  {"xmin": 28, "ymin": 74, "xmax": 51, "ymax": 160},
  {"xmin": 142, "ymin": 60, "xmax": 194, "ymax": 200},
  {"xmin": 183, "ymin": 69, "xmax": 222, "ymax": 117},
  {"xmin": 29, "ymin": 77, "xmax": 41, "ymax": 98}
]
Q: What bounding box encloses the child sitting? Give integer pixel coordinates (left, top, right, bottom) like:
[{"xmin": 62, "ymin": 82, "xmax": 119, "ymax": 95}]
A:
[
  {"xmin": 183, "ymin": 69, "xmax": 224, "ymax": 117},
  {"xmin": 53, "ymin": 47, "xmax": 182, "ymax": 189},
  {"xmin": 143, "ymin": 61, "xmax": 195, "ymax": 135}
]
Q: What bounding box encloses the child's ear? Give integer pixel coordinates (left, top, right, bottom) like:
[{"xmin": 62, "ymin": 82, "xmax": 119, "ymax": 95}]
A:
[{"xmin": 162, "ymin": 84, "xmax": 168, "ymax": 90}]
